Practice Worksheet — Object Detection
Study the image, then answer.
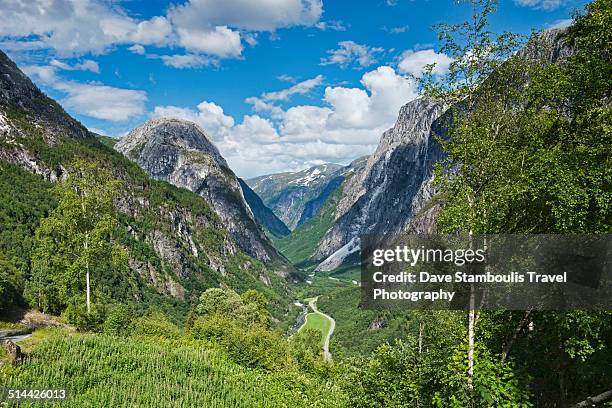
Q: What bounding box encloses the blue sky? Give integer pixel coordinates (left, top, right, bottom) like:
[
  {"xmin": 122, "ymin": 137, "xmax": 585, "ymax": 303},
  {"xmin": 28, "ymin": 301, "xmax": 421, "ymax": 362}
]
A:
[{"xmin": 0, "ymin": 0, "xmax": 586, "ymax": 177}]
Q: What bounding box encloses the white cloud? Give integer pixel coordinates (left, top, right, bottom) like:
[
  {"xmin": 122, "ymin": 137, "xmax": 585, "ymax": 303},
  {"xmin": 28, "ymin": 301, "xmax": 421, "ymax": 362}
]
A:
[
  {"xmin": 244, "ymin": 97, "xmax": 285, "ymax": 118},
  {"xmin": 23, "ymin": 65, "xmax": 147, "ymax": 122},
  {"xmin": 128, "ymin": 44, "xmax": 146, "ymax": 55},
  {"xmin": 397, "ymin": 49, "xmax": 452, "ymax": 77},
  {"xmin": 315, "ymin": 20, "xmax": 347, "ymax": 31},
  {"xmin": 160, "ymin": 54, "xmax": 215, "ymax": 69},
  {"xmin": 0, "ymin": 0, "xmax": 323, "ymax": 63},
  {"xmin": 131, "ymin": 16, "xmax": 172, "ymax": 46},
  {"xmin": 0, "ymin": 0, "xmax": 171, "ymax": 56},
  {"xmin": 232, "ymin": 115, "xmax": 280, "ymax": 144},
  {"xmin": 167, "ymin": 0, "xmax": 323, "ymax": 32},
  {"xmin": 152, "ymin": 64, "xmax": 418, "ymax": 177},
  {"xmin": 514, "ymin": 0, "xmax": 567, "ymax": 10},
  {"xmin": 548, "ymin": 18, "xmax": 573, "ymax": 29},
  {"xmin": 175, "ymin": 26, "xmax": 243, "ymax": 58},
  {"xmin": 50, "ymin": 59, "xmax": 100, "ymax": 73},
  {"xmin": 261, "ymin": 75, "xmax": 324, "ymax": 101},
  {"xmin": 321, "ymin": 41, "xmax": 384, "ymax": 69},
  {"xmin": 277, "ymin": 74, "xmax": 297, "ymax": 83}
]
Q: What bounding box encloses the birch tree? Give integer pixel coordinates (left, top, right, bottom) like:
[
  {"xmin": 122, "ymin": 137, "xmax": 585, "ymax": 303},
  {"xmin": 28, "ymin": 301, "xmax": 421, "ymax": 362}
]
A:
[{"xmin": 29, "ymin": 160, "xmax": 124, "ymax": 315}]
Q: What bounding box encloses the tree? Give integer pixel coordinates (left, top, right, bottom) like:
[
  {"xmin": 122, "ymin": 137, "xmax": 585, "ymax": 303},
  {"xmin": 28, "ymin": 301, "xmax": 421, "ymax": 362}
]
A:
[
  {"xmin": 419, "ymin": 0, "xmax": 523, "ymax": 390},
  {"xmin": 0, "ymin": 253, "xmax": 23, "ymax": 313},
  {"xmin": 28, "ymin": 160, "xmax": 125, "ymax": 315},
  {"xmin": 420, "ymin": 0, "xmax": 611, "ymax": 404}
]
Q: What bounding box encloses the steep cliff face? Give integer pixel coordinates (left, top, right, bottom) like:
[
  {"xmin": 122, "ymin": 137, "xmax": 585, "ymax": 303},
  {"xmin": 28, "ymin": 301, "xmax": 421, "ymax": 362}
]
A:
[
  {"xmin": 313, "ymin": 28, "xmax": 573, "ymax": 270},
  {"xmin": 315, "ymin": 98, "xmax": 447, "ymax": 269},
  {"xmin": 245, "ymin": 163, "xmax": 344, "ymax": 229},
  {"xmin": 115, "ymin": 118, "xmax": 280, "ymax": 264},
  {"xmin": 238, "ymin": 178, "xmax": 290, "ymax": 238}
]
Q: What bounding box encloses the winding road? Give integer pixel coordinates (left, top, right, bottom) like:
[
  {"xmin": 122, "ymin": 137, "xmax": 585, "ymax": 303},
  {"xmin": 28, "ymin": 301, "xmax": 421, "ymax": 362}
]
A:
[{"xmin": 306, "ymin": 297, "xmax": 335, "ymax": 361}]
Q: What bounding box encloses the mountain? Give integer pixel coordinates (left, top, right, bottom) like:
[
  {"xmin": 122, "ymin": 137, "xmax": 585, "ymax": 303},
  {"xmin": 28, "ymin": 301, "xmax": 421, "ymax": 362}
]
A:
[
  {"xmin": 238, "ymin": 178, "xmax": 290, "ymax": 238},
  {"xmin": 245, "ymin": 163, "xmax": 345, "ymax": 229},
  {"xmin": 115, "ymin": 118, "xmax": 284, "ymax": 265},
  {"xmin": 312, "ymin": 28, "xmax": 574, "ymax": 271},
  {"xmin": 0, "ymin": 49, "xmax": 292, "ymax": 317},
  {"xmin": 270, "ymin": 156, "xmax": 368, "ymax": 267}
]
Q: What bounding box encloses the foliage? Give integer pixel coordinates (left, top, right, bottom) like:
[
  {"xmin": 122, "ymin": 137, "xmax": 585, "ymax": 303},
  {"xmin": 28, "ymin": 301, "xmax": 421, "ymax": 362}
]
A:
[
  {"xmin": 102, "ymin": 304, "xmax": 135, "ymax": 336},
  {"xmin": 189, "ymin": 288, "xmax": 290, "ymax": 370},
  {"xmin": 27, "ymin": 160, "xmax": 127, "ymax": 314},
  {"xmin": 62, "ymin": 300, "xmax": 106, "ymax": 332},
  {"xmin": 132, "ymin": 312, "xmax": 181, "ymax": 340},
  {"xmin": 0, "ymin": 253, "xmax": 23, "ymax": 312},
  {"xmin": 5, "ymin": 331, "xmax": 347, "ymax": 407},
  {"xmin": 432, "ymin": 342, "xmax": 532, "ymax": 407},
  {"xmin": 417, "ymin": 0, "xmax": 612, "ymax": 405}
]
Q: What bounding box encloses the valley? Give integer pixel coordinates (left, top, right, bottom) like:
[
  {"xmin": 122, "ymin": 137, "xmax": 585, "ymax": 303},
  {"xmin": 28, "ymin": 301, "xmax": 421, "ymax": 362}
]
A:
[{"xmin": 1, "ymin": 0, "xmax": 611, "ymax": 406}]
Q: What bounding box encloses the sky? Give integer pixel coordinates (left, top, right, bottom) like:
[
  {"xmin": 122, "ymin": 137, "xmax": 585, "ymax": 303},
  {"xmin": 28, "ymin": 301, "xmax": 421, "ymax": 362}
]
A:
[{"xmin": 0, "ymin": 0, "xmax": 586, "ymax": 178}]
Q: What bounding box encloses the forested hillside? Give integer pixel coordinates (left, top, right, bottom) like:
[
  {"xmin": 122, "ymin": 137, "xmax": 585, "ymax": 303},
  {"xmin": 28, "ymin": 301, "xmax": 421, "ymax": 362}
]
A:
[
  {"xmin": 1, "ymin": 0, "xmax": 610, "ymax": 406},
  {"xmin": 0, "ymin": 49, "xmax": 294, "ymax": 323}
]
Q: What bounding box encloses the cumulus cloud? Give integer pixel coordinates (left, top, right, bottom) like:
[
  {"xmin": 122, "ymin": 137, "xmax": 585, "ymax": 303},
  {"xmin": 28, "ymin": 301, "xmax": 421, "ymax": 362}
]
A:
[
  {"xmin": 131, "ymin": 16, "xmax": 172, "ymax": 46},
  {"xmin": 397, "ymin": 49, "xmax": 452, "ymax": 77},
  {"xmin": 321, "ymin": 41, "xmax": 384, "ymax": 69},
  {"xmin": 514, "ymin": 0, "xmax": 567, "ymax": 10},
  {"xmin": 0, "ymin": 0, "xmax": 323, "ymax": 62},
  {"xmin": 167, "ymin": 0, "xmax": 323, "ymax": 32},
  {"xmin": 175, "ymin": 26, "xmax": 243, "ymax": 58},
  {"xmin": 23, "ymin": 65, "xmax": 147, "ymax": 121},
  {"xmin": 153, "ymin": 64, "xmax": 418, "ymax": 177},
  {"xmin": 50, "ymin": 59, "xmax": 100, "ymax": 73},
  {"xmin": 0, "ymin": 0, "xmax": 171, "ymax": 56}
]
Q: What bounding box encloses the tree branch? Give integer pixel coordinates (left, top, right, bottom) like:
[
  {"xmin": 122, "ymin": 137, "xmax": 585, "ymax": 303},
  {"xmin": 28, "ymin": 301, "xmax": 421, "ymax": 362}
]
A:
[{"xmin": 570, "ymin": 389, "xmax": 612, "ymax": 408}]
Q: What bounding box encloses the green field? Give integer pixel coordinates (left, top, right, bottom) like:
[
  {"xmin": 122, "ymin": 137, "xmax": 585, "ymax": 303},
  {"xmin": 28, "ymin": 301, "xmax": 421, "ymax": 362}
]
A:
[
  {"xmin": 298, "ymin": 312, "xmax": 332, "ymax": 347},
  {"xmin": 3, "ymin": 330, "xmax": 346, "ymax": 407}
]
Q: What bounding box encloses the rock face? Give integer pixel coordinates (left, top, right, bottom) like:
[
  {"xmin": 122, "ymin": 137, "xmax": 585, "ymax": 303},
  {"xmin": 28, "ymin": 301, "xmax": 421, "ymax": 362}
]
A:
[
  {"xmin": 245, "ymin": 163, "xmax": 344, "ymax": 229},
  {"xmin": 115, "ymin": 118, "xmax": 279, "ymax": 263},
  {"xmin": 238, "ymin": 178, "xmax": 290, "ymax": 238},
  {"xmin": 313, "ymin": 28, "xmax": 573, "ymax": 270},
  {"xmin": 0, "ymin": 50, "xmax": 87, "ymax": 142},
  {"xmin": 315, "ymin": 98, "xmax": 447, "ymax": 268}
]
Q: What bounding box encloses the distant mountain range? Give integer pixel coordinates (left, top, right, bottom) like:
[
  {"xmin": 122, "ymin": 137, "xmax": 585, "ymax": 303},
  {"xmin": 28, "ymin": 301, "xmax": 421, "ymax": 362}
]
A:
[{"xmin": 245, "ymin": 160, "xmax": 367, "ymax": 230}]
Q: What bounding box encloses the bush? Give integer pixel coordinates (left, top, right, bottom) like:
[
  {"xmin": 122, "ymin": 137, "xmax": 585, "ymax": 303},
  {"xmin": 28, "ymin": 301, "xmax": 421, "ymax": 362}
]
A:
[
  {"xmin": 63, "ymin": 301, "xmax": 106, "ymax": 332},
  {"xmin": 190, "ymin": 315, "xmax": 289, "ymax": 371},
  {"xmin": 131, "ymin": 313, "xmax": 181, "ymax": 340},
  {"xmin": 103, "ymin": 304, "xmax": 134, "ymax": 336}
]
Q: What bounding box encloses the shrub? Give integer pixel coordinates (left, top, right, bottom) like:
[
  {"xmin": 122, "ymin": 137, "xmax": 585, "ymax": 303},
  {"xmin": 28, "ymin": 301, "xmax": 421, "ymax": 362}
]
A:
[{"xmin": 131, "ymin": 313, "xmax": 181, "ymax": 339}]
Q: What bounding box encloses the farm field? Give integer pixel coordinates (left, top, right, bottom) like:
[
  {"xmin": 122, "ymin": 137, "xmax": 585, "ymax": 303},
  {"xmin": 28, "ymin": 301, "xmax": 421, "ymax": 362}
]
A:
[{"xmin": 2, "ymin": 330, "xmax": 345, "ymax": 407}]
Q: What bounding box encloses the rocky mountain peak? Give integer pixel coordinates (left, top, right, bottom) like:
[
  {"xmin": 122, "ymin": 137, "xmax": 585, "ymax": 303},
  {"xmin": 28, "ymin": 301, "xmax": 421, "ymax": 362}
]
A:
[
  {"xmin": 116, "ymin": 117, "xmax": 281, "ymax": 264},
  {"xmin": 116, "ymin": 118, "xmax": 228, "ymax": 178}
]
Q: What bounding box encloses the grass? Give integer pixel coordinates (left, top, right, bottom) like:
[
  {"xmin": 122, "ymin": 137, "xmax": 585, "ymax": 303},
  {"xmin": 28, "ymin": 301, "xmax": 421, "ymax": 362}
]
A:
[
  {"xmin": 317, "ymin": 287, "xmax": 414, "ymax": 357},
  {"xmin": 299, "ymin": 312, "xmax": 332, "ymax": 348},
  {"xmin": 4, "ymin": 330, "xmax": 347, "ymax": 407}
]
